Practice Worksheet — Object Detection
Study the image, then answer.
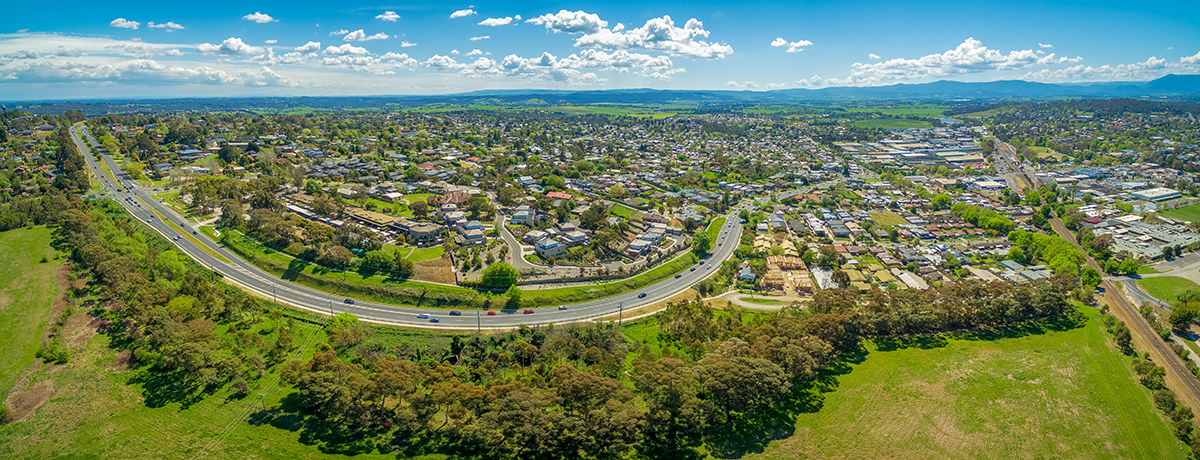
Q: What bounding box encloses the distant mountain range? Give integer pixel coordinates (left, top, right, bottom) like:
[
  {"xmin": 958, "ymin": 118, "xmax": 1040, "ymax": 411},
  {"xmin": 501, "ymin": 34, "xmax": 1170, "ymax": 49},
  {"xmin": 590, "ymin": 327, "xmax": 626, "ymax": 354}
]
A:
[{"xmin": 9, "ymin": 74, "xmax": 1199, "ymax": 115}]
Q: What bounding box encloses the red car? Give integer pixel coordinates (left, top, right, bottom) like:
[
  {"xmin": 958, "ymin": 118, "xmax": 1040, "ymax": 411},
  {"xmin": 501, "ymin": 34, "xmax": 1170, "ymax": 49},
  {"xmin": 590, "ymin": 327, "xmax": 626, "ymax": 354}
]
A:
[
  {"xmin": 487, "ymin": 311, "xmax": 496, "ymax": 316},
  {"xmin": 523, "ymin": 309, "xmax": 535, "ymax": 314}
]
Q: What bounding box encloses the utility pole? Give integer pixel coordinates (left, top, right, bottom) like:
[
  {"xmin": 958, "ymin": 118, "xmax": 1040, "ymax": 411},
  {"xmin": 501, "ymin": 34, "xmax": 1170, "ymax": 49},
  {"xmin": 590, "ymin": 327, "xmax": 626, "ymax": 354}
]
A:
[
  {"xmin": 618, "ymin": 301, "xmax": 624, "ymax": 326},
  {"xmin": 328, "ymin": 300, "xmax": 334, "ymax": 319}
]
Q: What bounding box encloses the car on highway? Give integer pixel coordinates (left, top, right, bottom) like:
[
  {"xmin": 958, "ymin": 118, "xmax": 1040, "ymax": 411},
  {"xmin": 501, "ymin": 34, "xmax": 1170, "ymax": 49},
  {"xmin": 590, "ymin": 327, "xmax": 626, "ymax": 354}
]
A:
[
  {"xmin": 706, "ymin": 264, "xmax": 712, "ymax": 269},
  {"xmin": 417, "ymin": 313, "xmax": 431, "ymax": 319},
  {"xmin": 523, "ymin": 309, "xmax": 535, "ymax": 314},
  {"xmin": 449, "ymin": 310, "xmax": 462, "ymax": 316},
  {"xmin": 674, "ymin": 274, "xmax": 682, "ymax": 279},
  {"xmin": 487, "ymin": 311, "xmax": 496, "ymax": 315},
  {"xmin": 430, "ymin": 317, "xmax": 440, "ymax": 323},
  {"xmin": 344, "ymin": 298, "xmax": 355, "ymax": 304},
  {"xmin": 638, "ymin": 292, "xmax": 647, "ymax": 298},
  {"xmin": 690, "ymin": 267, "xmax": 696, "ymax": 272},
  {"xmin": 558, "ymin": 305, "xmax": 568, "ymax": 310}
]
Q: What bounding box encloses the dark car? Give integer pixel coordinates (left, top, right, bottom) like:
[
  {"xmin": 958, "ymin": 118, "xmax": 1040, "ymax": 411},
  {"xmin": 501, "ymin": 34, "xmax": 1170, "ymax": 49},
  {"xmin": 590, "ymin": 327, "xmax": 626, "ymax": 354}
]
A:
[
  {"xmin": 638, "ymin": 292, "xmax": 647, "ymax": 299},
  {"xmin": 558, "ymin": 305, "xmax": 568, "ymax": 310},
  {"xmin": 344, "ymin": 298, "xmax": 355, "ymax": 304},
  {"xmin": 449, "ymin": 310, "xmax": 462, "ymax": 316},
  {"xmin": 430, "ymin": 317, "xmax": 440, "ymax": 323},
  {"xmin": 690, "ymin": 267, "xmax": 696, "ymax": 272}
]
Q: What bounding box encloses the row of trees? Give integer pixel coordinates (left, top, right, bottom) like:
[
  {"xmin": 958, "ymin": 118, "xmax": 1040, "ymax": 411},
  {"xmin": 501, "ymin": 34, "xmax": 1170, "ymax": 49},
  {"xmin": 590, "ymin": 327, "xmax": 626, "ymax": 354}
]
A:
[{"xmin": 275, "ymin": 274, "xmax": 1080, "ymax": 458}]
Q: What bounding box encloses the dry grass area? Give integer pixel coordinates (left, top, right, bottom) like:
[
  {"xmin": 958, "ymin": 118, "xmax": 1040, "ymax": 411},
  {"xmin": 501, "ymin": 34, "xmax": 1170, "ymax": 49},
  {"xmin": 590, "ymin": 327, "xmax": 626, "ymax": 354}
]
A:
[
  {"xmin": 743, "ymin": 307, "xmax": 1186, "ymax": 460},
  {"xmin": 413, "ymin": 256, "xmax": 455, "ymax": 284}
]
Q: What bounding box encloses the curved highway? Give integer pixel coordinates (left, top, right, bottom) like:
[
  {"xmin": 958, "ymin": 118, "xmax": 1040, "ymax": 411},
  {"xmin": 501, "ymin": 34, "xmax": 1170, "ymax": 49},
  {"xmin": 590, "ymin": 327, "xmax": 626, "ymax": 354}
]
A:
[{"xmin": 69, "ymin": 125, "xmax": 749, "ymax": 328}]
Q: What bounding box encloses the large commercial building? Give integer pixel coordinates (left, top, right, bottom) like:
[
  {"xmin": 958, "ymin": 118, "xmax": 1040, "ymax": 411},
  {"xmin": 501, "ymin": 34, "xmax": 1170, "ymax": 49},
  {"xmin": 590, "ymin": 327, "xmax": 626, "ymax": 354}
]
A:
[{"xmin": 1131, "ymin": 187, "xmax": 1180, "ymax": 202}]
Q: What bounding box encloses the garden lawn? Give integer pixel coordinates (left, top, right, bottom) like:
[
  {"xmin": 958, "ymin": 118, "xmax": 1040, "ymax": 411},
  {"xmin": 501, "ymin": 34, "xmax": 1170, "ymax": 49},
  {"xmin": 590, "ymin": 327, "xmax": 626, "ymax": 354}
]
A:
[
  {"xmin": 1137, "ymin": 276, "xmax": 1197, "ymax": 305},
  {"xmin": 745, "ymin": 307, "xmax": 1187, "ymax": 460},
  {"xmin": 610, "ymin": 203, "xmax": 636, "ymax": 219},
  {"xmin": 1159, "ymin": 203, "xmax": 1200, "ymax": 223},
  {"xmin": 0, "ymin": 227, "xmax": 60, "ymax": 397}
]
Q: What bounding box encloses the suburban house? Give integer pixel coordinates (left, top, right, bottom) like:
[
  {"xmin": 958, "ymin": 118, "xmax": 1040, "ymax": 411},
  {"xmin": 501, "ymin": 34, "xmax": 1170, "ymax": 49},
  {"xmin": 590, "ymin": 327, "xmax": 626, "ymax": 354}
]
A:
[
  {"xmin": 393, "ymin": 219, "xmax": 443, "ymax": 246},
  {"xmin": 535, "ymin": 238, "xmax": 566, "ymax": 259}
]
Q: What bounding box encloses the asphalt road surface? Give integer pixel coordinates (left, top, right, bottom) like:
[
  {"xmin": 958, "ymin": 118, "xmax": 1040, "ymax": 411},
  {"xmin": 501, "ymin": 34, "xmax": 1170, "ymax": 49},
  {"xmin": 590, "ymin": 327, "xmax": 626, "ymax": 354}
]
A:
[{"xmin": 69, "ymin": 125, "xmax": 747, "ymax": 328}]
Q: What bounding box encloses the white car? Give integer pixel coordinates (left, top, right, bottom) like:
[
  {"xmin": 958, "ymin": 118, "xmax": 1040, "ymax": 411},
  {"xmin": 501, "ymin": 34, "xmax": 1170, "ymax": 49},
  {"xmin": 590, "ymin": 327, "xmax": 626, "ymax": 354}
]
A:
[{"xmin": 417, "ymin": 313, "xmax": 430, "ymax": 319}]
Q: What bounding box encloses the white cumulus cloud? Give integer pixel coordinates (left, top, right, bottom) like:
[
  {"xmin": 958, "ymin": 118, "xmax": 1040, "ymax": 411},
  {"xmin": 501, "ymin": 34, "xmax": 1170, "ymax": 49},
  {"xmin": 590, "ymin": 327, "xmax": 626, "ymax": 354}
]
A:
[
  {"xmin": 265, "ymin": 39, "xmax": 277, "ymax": 44},
  {"xmin": 196, "ymin": 37, "xmax": 264, "ymax": 56},
  {"xmin": 479, "ymin": 16, "xmax": 518, "ymax": 26},
  {"xmin": 110, "ymin": 18, "xmax": 140, "ymax": 30},
  {"xmin": 294, "ymin": 41, "xmax": 321, "ymax": 53},
  {"xmin": 451, "ymin": 9, "xmax": 477, "ymax": 19},
  {"xmin": 243, "ymin": 12, "xmax": 277, "ymax": 24},
  {"xmin": 376, "ymin": 11, "xmax": 401, "ymax": 21},
  {"xmin": 1022, "ymin": 55, "xmax": 1200, "ymax": 82},
  {"xmin": 343, "ymin": 30, "xmax": 389, "ymax": 41},
  {"xmin": 466, "ymin": 49, "xmax": 483, "ymax": 56},
  {"xmin": 329, "ymin": 29, "xmax": 350, "ymax": 36},
  {"xmin": 526, "ymin": 10, "xmax": 608, "ymax": 34},
  {"xmin": 843, "ymin": 37, "xmax": 1080, "ymax": 85},
  {"xmin": 868, "ymin": 53, "xmax": 880, "ymax": 59},
  {"xmin": 322, "ymin": 43, "xmax": 370, "ymax": 56},
  {"xmin": 770, "ymin": 38, "xmax": 812, "ymax": 53},
  {"xmin": 148, "ymin": 21, "xmax": 184, "ymax": 29},
  {"xmin": 573, "ymin": 15, "xmax": 733, "ymax": 59}
]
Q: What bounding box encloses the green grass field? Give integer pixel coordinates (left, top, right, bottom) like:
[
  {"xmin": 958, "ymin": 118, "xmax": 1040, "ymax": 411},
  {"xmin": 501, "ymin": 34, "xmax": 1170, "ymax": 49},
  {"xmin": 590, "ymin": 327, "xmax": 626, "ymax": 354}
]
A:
[
  {"xmin": 869, "ymin": 211, "xmax": 910, "ymax": 226},
  {"xmin": 382, "ymin": 245, "xmax": 445, "ymax": 263},
  {"xmin": 745, "ymin": 307, "xmax": 1187, "ymax": 460},
  {"xmin": 1158, "ymin": 203, "xmax": 1200, "ymax": 223},
  {"xmin": 853, "ymin": 119, "xmax": 933, "ymax": 129},
  {"xmin": 610, "ymin": 203, "xmax": 636, "ymax": 218},
  {"xmin": 1137, "ymin": 276, "xmax": 1197, "ymax": 305},
  {"xmin": 0, "ymin": 227, "xmax": 61, "ymax": 398},
  {"xmin": 844, "ymin": 104, "xmax": 947, "ymax": 117},
  {"xmin": 0, "ymin": 310, "xmax": 426, "ymax": 460}
]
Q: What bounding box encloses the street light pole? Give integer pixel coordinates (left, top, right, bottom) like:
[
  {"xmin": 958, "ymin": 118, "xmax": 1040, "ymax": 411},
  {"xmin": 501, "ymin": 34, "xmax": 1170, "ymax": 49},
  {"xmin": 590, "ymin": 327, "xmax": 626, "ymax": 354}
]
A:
[{"xmin": 618, "ymin": 301, "xmax": 624, "ymax": 326}]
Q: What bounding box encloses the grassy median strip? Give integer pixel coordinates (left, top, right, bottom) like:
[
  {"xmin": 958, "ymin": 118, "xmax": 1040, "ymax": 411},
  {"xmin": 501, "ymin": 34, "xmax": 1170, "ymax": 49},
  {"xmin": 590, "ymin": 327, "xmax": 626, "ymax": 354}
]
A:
[
  {"xmin": 521, "ymin": 250, "xmax": 700, "ymax": 306},
  {"xmin": 220, "ymin": 223, "xmax": 704, "ymax": 309},
  {"xmin": 135, "ymin": 197, "xmax": 231, "ymax": 264}
]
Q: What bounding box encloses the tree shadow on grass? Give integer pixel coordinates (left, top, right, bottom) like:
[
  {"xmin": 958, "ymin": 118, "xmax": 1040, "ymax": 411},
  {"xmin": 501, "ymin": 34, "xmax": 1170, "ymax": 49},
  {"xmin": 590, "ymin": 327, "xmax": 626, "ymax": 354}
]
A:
[
  {"xmin": 282, "ymin": 259, "xmax": 309, "ymax": 281},
  {"xmin": 247, "ymin": 392, "xmax": 385, "ymax": 456},
  {"xmin": 128, "ymin": 368, "xmax": 207, "ymax": 410},
  {"xmin": 704, "ymin": 384, "xmax": 827, "ymax": 459}
]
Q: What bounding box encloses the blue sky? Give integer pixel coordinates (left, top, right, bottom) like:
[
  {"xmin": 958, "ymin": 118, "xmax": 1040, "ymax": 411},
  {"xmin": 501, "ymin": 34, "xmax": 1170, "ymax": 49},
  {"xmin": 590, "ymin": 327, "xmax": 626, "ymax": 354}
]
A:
[{"xmin": 1, "ymin": 0, "xmax": 1198, "ymax": 100}]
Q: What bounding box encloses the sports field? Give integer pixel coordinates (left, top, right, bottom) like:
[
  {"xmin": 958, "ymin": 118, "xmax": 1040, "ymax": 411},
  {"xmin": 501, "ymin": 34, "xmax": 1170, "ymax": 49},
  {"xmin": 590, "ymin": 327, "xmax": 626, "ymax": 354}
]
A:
[{"xmin": 1159, "ymin": 203, "xmax": 1200, "ymax": 223}]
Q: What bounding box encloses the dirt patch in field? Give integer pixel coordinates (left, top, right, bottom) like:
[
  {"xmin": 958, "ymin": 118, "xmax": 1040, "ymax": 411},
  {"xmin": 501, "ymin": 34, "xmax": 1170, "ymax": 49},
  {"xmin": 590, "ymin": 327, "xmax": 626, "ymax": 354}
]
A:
[
  {"xmin": 107, "ymin": 349, "xmax": 137, "ymax": 372},
  {"xmin": 5, "ymin": 380, "xmax": 54, "ymax": 422},
  {"xmin": 66, "ymin": 315, "xmax": 107, "ymax": 347},
  {"xmin": 414, "ymin": 256, "xmax": 455, "ymax": 284}
]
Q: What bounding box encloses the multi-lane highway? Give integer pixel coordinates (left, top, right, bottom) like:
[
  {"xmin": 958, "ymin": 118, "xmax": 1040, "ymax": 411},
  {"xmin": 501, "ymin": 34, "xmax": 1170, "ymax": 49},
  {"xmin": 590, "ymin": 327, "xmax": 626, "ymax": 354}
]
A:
[{"xmin": 69, "ymin": 125, "xmax": 748, "ymax": 328}]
